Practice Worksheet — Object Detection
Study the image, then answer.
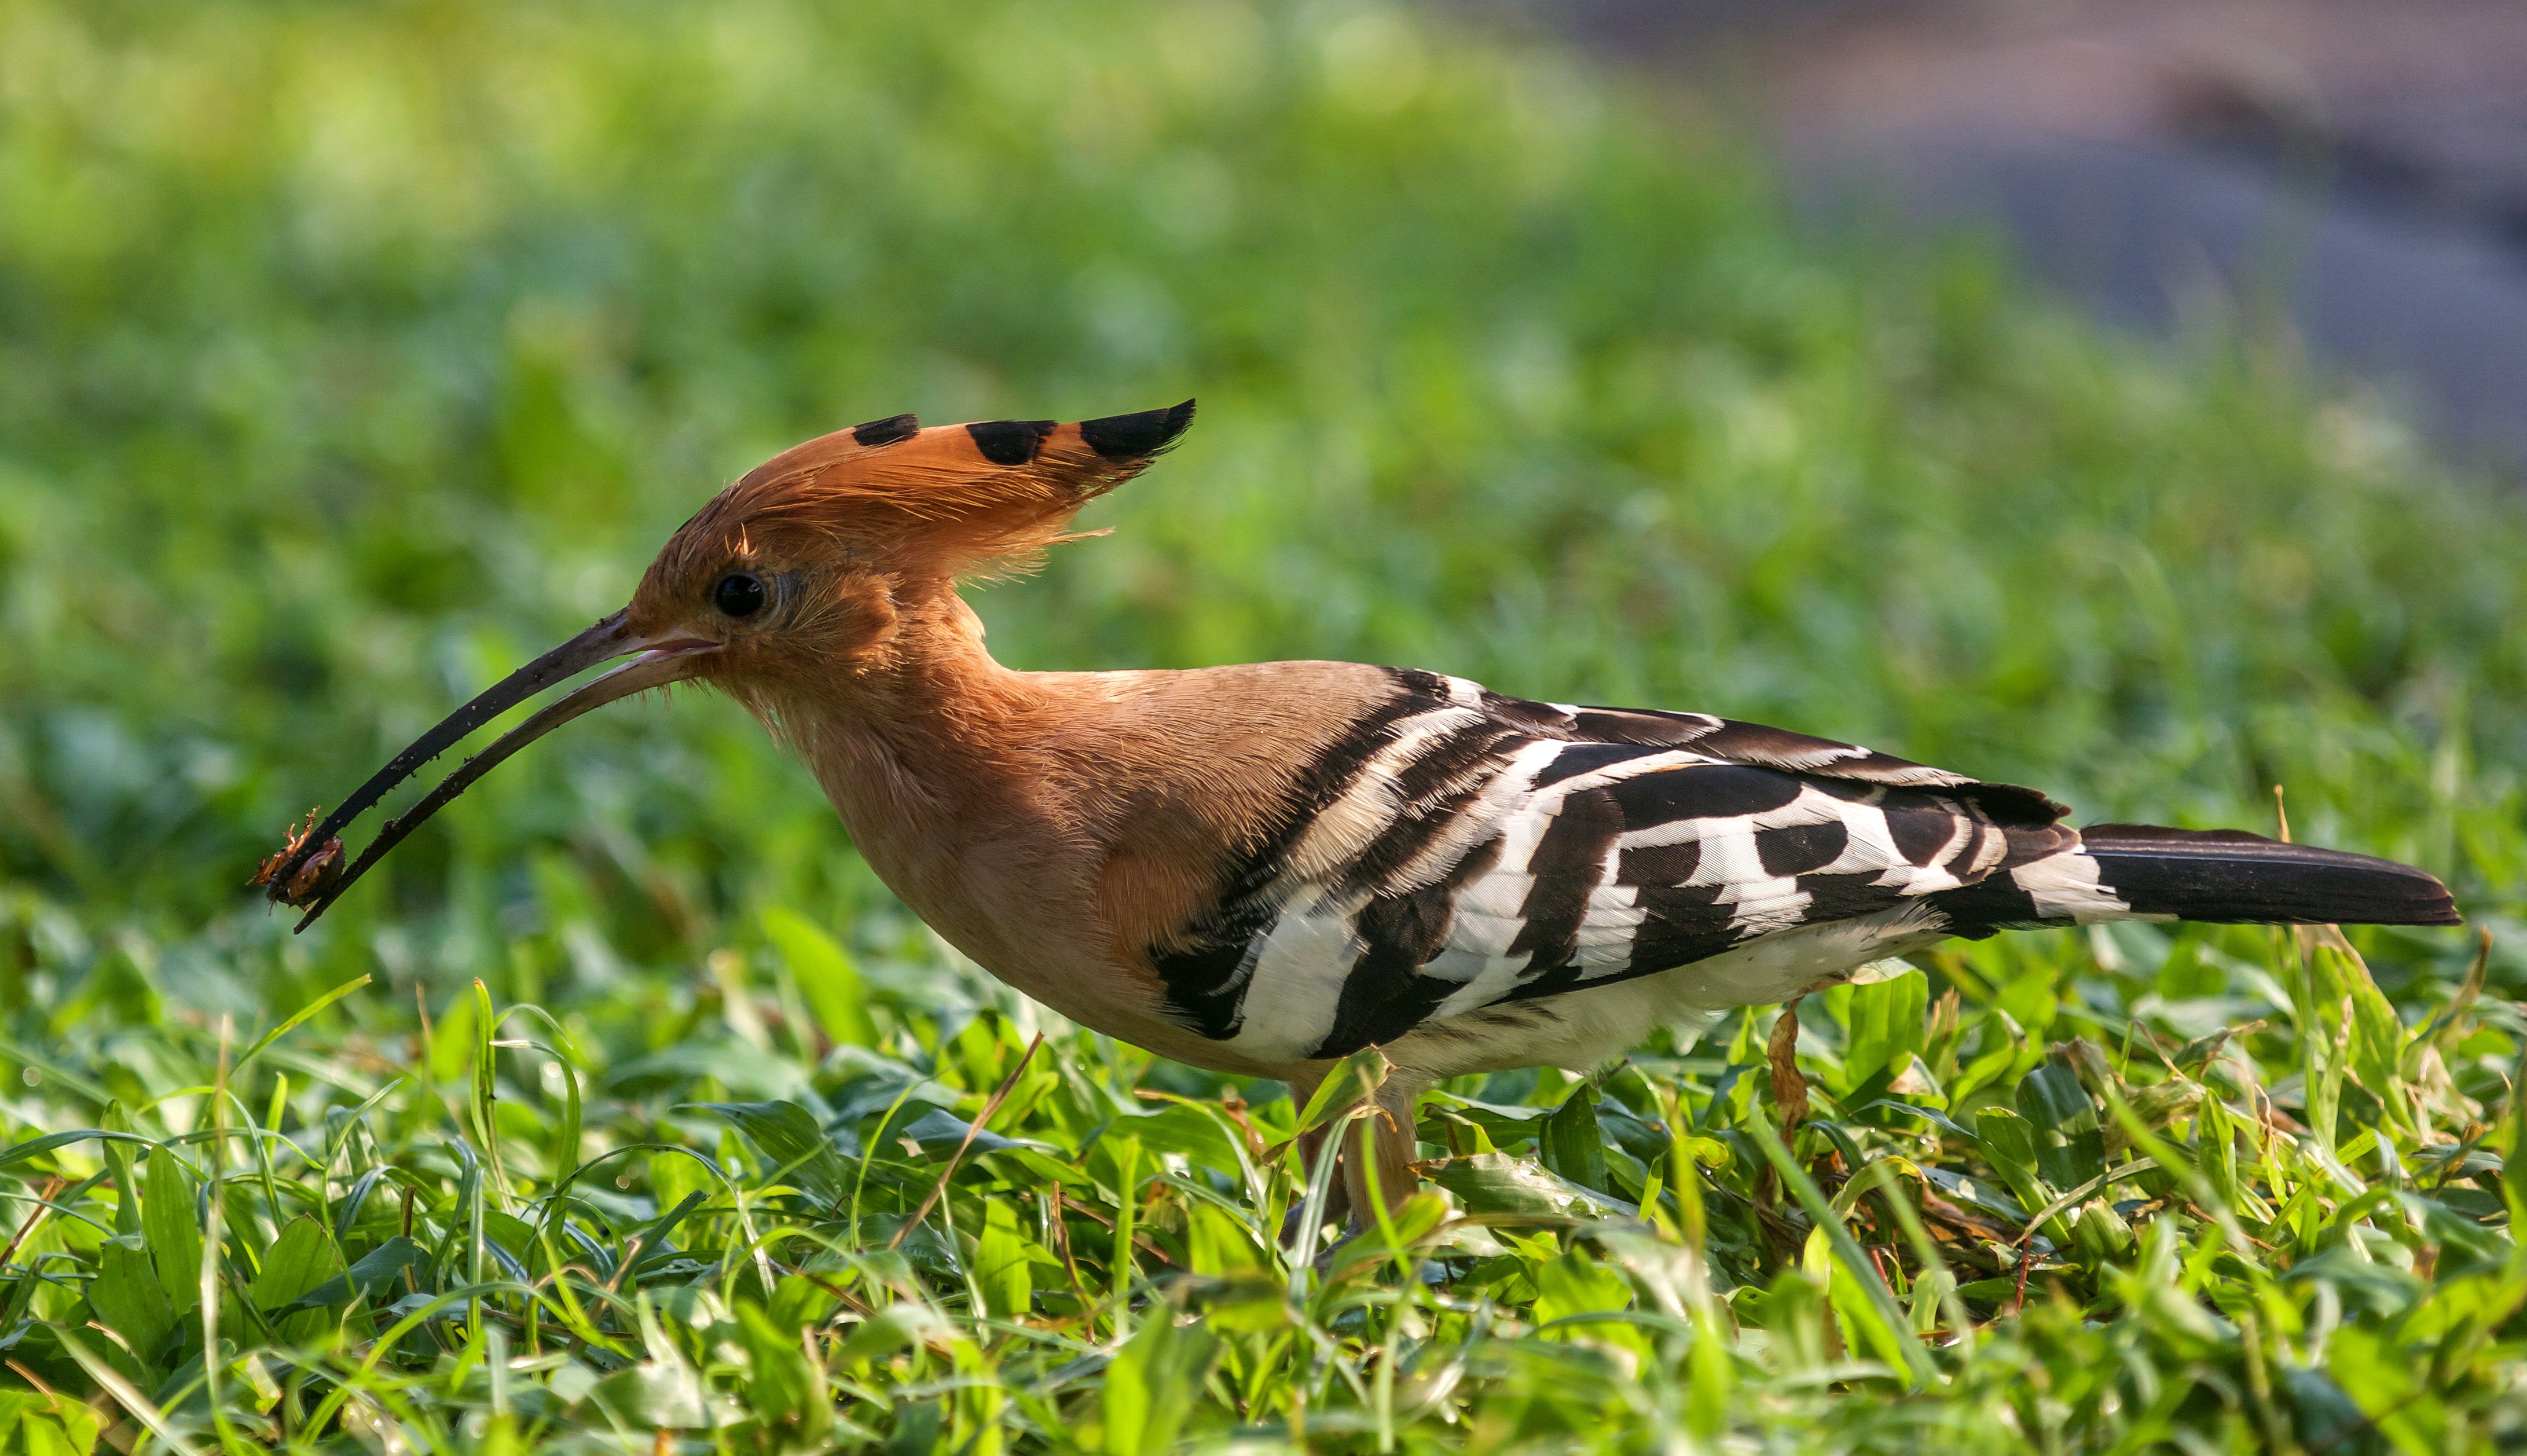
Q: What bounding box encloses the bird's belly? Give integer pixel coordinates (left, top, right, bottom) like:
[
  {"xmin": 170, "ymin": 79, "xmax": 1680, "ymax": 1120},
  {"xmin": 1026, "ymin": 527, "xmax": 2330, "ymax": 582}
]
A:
[
  {"xmin": 884, "ymin": 874, "xmax": 1311, "ymax": 1078},
  {"xmin": 1380, "ymin": 905, "xmax": 1949, "ymax": 1081}
]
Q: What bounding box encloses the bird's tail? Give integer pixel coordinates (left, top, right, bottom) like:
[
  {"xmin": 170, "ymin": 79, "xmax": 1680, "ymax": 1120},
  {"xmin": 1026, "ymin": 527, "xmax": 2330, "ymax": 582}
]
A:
[{"xmin": 1934, "ymin": 823, "xmax": 2459, "ymax": 934}]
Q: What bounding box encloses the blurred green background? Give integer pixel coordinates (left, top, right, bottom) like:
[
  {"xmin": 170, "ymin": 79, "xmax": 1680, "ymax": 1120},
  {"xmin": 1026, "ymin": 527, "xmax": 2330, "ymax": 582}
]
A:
[
  {"xmin": 9, "ymin": 2, "xmax": 2527, "ymax": 1447},
  {"xmin": 3, "ymin": 0, "xmax": 2521, "ymax": 1007}
]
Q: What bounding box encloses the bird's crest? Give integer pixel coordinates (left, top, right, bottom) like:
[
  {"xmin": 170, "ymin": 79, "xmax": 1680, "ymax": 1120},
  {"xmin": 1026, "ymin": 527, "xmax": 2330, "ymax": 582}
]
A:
[{"xmin": 654, "ymin": 399, "xmax": 1195, "ymax": 582}]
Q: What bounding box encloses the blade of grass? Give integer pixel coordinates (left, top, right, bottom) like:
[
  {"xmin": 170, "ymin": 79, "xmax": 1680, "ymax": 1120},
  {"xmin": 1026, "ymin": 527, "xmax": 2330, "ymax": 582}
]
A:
[
  {"xmin": 1857, "ymin": 1158, "xmax": 1978, "ymax": 1358},
  {"xmin": 55, "ymin": 1326, "xmax": 206, "ymax": 1456},
  {"xmin": 234, "ymin": 975, "xmax": 371, "ymax": 1071},
  {"xmin": 1743, "ymin": 1101, "xmax": 1939, "ymax": 1389},
  {"xmin": 889, "ymin": 1033, "xmax": 1044, "ymax": 1252},
  {"xmin": 202, "ymin": 1015, "xmax": 236, "ymax": 1452}
]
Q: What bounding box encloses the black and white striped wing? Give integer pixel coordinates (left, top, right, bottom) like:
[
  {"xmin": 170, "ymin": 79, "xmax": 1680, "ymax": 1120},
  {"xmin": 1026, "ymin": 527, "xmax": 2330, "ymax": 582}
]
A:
[{"xmin": 1150, "ymin": 671, "xmax": 2091, "ymax": 1062}]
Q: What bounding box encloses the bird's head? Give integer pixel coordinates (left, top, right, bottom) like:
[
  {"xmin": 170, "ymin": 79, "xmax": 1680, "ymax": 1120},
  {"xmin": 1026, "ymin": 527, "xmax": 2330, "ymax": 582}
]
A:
[{"xmin": 259, "ymin": 401, "xmax": 1195, "ymax": 926}]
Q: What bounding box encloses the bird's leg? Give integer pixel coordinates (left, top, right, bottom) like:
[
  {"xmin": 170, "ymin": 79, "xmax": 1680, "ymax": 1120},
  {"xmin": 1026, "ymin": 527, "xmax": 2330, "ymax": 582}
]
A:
[
  {"xmin": 1767, "ymin": 995, "xmax": 1809, "ymax": 1129},
  {"xmin": 1754, "ymin": 996, "xmax": 1809, "ymax": 1271},
  {"xmin": 1338, "ymin": 1095, "xmax": 1423, "ymax": 1234},
  {"xmin": 1278, "ymin": 1071, "xmax": 1352, "ymax": 1248},
  {"xmin": 1281, "ymin": 1122, "xmax": 1353, "ymax": 1247},
  {"xmin": 1282, "ymin": 1071, "xmax": 1426, "ymax": 1255}
]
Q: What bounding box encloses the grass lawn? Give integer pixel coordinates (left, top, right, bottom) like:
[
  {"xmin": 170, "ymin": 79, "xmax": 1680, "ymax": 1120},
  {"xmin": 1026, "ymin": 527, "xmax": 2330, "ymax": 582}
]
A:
[{"xmin": 5, "ymin": 0, "xmax": 2527, "ymax": 1450}]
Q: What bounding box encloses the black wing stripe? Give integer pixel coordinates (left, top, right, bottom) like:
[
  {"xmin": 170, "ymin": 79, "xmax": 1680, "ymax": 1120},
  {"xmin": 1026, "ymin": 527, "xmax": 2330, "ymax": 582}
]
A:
[
  {"xmin": 1531, "ymin": 742, "xmax": 1662, "ymax": 788},
  {"xmin": 1505, "ymin": 787, "xmax": 1624, "ymax": 974},
  {"xmin": 1887, "ymin": 805, "xmax": 1967, "ymax": 867},
  {"xmin": 1604, "ymin": 763, "xmax": 1805, "ymax": 822},
  {"xmin": 1757, "ymin": 820, "xmax": 1850, "ymax": 877},
  {"xmin": 1617, "ymin": 840, "xmax": 1700, "ymax": 887},
  {"xmin": 1311, "ymin": 836, "xmax": 1505, "ymax": 1056},
  {"xmin": 1624, "ymin": 885, "xmax": 1737, "ymax": 977}
]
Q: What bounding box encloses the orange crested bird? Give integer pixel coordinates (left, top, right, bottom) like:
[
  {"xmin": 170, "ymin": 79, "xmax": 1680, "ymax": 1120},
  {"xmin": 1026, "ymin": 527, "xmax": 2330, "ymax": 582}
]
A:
[{"xmin": 263, "ymin": 401, "xmax": 2460, "ymax": 1223}]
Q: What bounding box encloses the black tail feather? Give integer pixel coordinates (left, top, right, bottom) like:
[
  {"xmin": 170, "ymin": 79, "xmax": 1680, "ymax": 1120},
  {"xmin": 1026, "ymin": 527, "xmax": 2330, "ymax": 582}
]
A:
[
  {"xmin": 2075, "ymin": 823, "xmax": 2459, "ymax": 927},
  {"xmin": 1930, "ymin": 823, "xmax": 2460, "ymax": 935}
]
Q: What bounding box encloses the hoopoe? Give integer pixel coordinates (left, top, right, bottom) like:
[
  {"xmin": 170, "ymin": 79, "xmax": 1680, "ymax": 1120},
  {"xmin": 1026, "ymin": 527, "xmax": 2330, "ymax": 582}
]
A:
[{"xmin": 263, "ymin": 401, "xmax": 2460, "ymax": 1224}]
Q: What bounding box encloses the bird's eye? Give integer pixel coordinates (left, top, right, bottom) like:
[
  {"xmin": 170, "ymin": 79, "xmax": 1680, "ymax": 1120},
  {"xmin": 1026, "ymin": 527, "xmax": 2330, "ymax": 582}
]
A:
[{"xmin": 714, "ymin": 572, "xmax": 767, "ymax": 619}]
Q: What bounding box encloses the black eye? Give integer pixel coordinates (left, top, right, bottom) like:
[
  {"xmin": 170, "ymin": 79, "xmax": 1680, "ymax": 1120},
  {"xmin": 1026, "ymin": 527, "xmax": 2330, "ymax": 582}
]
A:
[{"xmin": 714, "ymin": 572, "xmax": 767, "ymax": 619}]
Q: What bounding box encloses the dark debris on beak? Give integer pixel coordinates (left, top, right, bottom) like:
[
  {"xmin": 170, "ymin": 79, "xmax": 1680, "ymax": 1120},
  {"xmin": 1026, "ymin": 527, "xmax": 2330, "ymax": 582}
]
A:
[{"xmin": 248, "ymin": 810, "xmax": 344, "ymax": 907}]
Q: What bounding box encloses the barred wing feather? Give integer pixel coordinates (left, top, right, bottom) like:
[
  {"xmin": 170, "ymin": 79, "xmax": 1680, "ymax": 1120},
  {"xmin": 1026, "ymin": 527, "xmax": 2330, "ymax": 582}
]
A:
[{"xmin": 1149, "ymin": 670, "xmax": 2081, "ymax": 1062}]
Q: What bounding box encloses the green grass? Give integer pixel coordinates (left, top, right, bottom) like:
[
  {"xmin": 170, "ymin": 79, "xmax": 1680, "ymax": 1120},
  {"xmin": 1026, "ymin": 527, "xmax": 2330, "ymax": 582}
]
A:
[{"xmin": 5, "ymin": 0, "xmax": 2527, "ymax": 1450}]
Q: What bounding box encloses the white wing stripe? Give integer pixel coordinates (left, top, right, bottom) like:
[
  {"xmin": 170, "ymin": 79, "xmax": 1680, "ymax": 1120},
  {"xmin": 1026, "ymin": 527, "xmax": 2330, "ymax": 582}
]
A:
[
  {"xmin": 2013, "ymin": 851, "xmax": 2161, "ymax": 923},
  {"xmin": 1223, "ymin": 885, "xmax": 1369, "ymax": 1061}
]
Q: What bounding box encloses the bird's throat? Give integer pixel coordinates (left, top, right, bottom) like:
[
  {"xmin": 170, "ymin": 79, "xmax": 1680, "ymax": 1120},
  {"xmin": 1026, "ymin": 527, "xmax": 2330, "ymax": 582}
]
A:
[{"xmin": 752, "ymin": 584, "xmax": 1106, "ymax": 979}]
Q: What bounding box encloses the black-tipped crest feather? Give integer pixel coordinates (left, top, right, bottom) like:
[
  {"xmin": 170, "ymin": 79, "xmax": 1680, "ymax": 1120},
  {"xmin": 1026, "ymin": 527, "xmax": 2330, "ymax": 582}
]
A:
[{"xmin": 1080, "ymin": 399, "xmax": 1197, "ymax": 460}]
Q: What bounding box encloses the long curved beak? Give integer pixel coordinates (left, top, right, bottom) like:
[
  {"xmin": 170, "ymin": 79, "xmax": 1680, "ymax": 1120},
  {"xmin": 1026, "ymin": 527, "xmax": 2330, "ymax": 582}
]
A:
[{"xmin": 261, "ymin": 610, "xmax": 721, "ymax": 931}]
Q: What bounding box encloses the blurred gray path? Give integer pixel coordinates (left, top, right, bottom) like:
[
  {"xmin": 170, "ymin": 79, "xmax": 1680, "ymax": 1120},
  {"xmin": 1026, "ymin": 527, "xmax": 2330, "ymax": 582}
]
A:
[
  {"xmin": 1501, "ymin": 0, "xmax": 2527, "ymax": 471},
  {"xmin": 1827, "ymin": 130, "xmax": 2527, "ymax": 465}
]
